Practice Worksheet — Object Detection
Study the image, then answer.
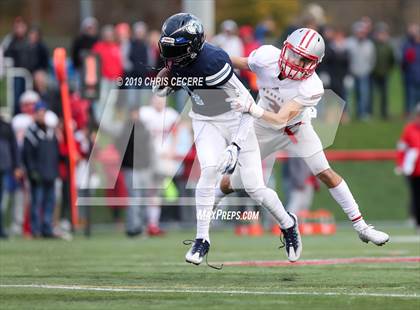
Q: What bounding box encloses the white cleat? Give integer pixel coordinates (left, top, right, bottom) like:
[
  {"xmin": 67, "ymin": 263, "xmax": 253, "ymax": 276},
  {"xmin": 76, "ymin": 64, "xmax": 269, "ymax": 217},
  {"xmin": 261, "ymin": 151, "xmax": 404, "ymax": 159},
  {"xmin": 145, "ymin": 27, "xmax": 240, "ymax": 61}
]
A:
[
  {"xmin": 358, "ymin": 225, "xmax": 390, "ymax": 246},
  {"xmin": 280, "ymin": 213, "xmax": 302, "ymax": 262},
  {"xmin": 185, "ymin": 238, "xmax": 210, "ymax": 265}
]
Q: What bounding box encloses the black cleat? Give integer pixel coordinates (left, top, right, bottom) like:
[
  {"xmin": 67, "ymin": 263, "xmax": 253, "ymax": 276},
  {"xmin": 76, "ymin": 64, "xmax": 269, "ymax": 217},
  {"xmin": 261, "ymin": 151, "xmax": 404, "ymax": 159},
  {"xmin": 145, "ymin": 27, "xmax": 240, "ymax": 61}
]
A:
[
  {"xmin": 183, "ymin": 239, "xmax": 222, "ymax": 270},
  {"xmin": 280, "ymin": 213, "xmax": 302, "ymax": 262}
]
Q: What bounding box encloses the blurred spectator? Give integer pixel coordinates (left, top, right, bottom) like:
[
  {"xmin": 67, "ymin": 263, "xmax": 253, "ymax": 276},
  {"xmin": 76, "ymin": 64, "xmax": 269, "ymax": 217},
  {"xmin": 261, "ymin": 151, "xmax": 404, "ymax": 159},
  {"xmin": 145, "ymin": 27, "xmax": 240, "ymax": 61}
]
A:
[
  {"xmin": 139, "ymin": 95, "xmax": 179, "ymax": 235},
  {"xmin": 92, "ymin": 25, "xmax": 123, "ymax": 122},
  {"xmin": 33, "ymin": 70, "xmax": 61, "ymax": 116},
  {"xmin": 55, "ymin": 92, "xmax": 90, "ymax": 238},
  {"xmin": 303, "ymin": 3, "xmax": 326, "ymax": 29},
  {"xmin": 117, "ymin": 106, "xmax": 153, "ymax": 237},
  {"xmin": 74, "ymin": 125, "xmax": 94, "ymax": 237},
  {"xmin": 283, "ymin": 157, "xmax": 317, "ymax": 216},
  {"xmin": 115, "ymin": 22, "xmax": 132, "ymax": 84},
  {"xmin": 26, "ymin": 26, "xmax": 49, "ymax": 73},
  {"xmin": 23, "ymin": 102, "xmax": 59, "ymax": 238},
  {"xmin": 317, "ymin": 27, "xmax": 351, "ymax": 121},
  {"xmin": 9, "ymin": 90, "xmax": 40, "ymax": 236},
  {"xmin": 130, "ymin": 22, "xmax": 149, "ymax": 78},
  {"xmin": 0, "ymin": 115, "xmax": 21, "ymax": 238},
  {"xmin": 278, "ymin": 3, "xmax": 325, "ymax": 45},
  {"xmin": 238, "ymin": 26, "xmax": 260, "ymax": 96},
  {"xmin": 56, "ymin": 121, "xmax": 71, "ymax": 226},
  {"xmin": 147, "ymin": 30, "xmax": 162, "ymax": 69},
  {"xmin": 71, "ymin": 17, "xmax": 99, "ymax": 71},
  {"xmin": 372, "ymin": 22, "xmax": 395, "ymax": 119},
  {"xmin": 346, "ymin": 21, "xmax": 376, "ymax": 119},
  {"xmin": 255, "ymin": 17, "xmax": 275, "ymax": 44},
  {"xmin": 318, "ymin": 26, "xmax": 334, "ymax": 89},
  {"xmin": 92, "ymin": 25, "xmax": 123, "ymax": 80},
  {"xmin": 323, "ymin": 27, "xmax": 349, "ymax": 98},
  {"xmin": 212, "ymin": 20, "xmax": 243, "ymax": 58},
  {"xmin": 401, "ymin": 23, "xmax": 420, "ymax": 115},
  {"xmin": 3, "ymin": 17, "xmax": 30, "ymax": 114},
  {"xmin": 396, "ymin": 104, "xmax": 420, "ymax": 232},
  {"xmin": 3, "ymin": 17, "xmax": 29, "ymax": 68},
  {"xmin": 172, "ymin": 115, "xmax": 193, "ymax": 202},
  {"xmin": 361, "ymin": 16, "xmax": 374, "ymax": 38},
  {"xmin": 128, "ymin": 22, "xmax": 149, "ymax": 107}
]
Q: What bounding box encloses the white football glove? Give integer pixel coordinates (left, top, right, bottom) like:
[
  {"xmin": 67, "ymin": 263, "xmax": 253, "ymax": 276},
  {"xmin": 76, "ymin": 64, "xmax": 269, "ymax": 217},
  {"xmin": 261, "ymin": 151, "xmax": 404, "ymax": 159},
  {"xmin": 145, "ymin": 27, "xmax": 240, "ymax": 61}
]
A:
[
  {"xmin": 217, "ymin": 143, "xmax": 240, "ymax": 174},
  {"xmin": 225, "ymin": 96, "xmax": 265, "ymax": 118}
]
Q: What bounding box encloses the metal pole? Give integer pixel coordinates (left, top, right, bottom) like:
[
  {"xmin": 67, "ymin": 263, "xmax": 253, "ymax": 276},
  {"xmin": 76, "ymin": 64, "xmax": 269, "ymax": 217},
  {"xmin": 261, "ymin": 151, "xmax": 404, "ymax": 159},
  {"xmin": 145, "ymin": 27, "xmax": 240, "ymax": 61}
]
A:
[
  {"xmin": 80, "ymin": 0, "xmax": 94, "ymax": 24},
  {"xmin": 182, "ymin": 0, "xmax": 215, "ymax": 37}
]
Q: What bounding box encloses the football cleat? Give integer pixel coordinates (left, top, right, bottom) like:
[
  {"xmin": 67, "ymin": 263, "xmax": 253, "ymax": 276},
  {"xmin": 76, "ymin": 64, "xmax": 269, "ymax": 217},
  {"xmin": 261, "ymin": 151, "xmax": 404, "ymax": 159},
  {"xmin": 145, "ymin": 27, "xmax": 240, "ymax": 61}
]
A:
[
  {"xmin": 147, "ymin": 225, "xmax": 165, "ymax": 236},
  {"xmin": 183, "ymin": 239, "xmax": 222, "ymax": 270},
  {"xmin": 184, "ymin": 238, "xmax": 210, "ymax": 265},
  {"xmin": 358, "ymin": 225, "xmax": 389, "ymax": 246},
  {"xmin": 280, "ymin": 213, "xmax": 302, "ymax": 262}
]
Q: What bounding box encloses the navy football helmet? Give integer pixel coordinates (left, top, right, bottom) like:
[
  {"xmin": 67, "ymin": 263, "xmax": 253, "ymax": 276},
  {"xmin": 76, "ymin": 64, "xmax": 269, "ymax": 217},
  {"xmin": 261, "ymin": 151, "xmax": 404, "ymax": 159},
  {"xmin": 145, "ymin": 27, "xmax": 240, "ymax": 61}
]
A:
[{"xmin": 159, "ymin": 13, "xmax": 205, "ymax": 68}]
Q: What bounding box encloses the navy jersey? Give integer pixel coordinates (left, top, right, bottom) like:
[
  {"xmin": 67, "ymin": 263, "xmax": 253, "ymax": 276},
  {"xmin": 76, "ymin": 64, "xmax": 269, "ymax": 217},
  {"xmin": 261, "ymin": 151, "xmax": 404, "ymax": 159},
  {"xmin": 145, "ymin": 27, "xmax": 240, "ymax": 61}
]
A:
[{"xmin": 171, "ymin": 42, "xmax": 234, "ymax": 116}]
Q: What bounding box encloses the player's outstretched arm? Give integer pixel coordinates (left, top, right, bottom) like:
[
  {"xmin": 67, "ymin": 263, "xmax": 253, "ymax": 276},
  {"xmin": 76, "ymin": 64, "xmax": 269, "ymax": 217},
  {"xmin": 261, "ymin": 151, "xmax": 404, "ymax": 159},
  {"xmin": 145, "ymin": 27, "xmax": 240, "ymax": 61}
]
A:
[
  {"xmin": 229, "ymin": 97, "xmax": 303, "ymax": 128},
  {"xmin": 230, "ymin": 56, "xmax": 250, "ymax": 71},
  {"xmin": 260, "ymin": 101, "xmax": 303, "ymax": 128}
]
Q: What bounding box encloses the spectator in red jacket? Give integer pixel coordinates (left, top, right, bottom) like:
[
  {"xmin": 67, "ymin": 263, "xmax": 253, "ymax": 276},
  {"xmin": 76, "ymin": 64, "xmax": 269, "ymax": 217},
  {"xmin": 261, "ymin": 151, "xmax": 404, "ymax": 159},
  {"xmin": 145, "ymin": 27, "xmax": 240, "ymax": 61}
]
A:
[
  {"xmin": 91, "ymin": 25, "xmax": 123, "ymax": 124},
  {"xmin": 92, "ymin": 25, "xmax": 123, "ymax": 80},
  {"xmin": 396, "ymin": 103, "xmax": 420, "ymax": 231}
]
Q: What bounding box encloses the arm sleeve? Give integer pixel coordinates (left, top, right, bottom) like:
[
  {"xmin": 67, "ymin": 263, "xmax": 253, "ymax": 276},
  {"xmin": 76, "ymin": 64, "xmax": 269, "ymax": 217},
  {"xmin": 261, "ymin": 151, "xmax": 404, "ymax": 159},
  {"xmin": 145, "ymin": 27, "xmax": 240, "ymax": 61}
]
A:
[{"xmin": 221, "ymin": 74, "xmax": 255, "ymax": 148}]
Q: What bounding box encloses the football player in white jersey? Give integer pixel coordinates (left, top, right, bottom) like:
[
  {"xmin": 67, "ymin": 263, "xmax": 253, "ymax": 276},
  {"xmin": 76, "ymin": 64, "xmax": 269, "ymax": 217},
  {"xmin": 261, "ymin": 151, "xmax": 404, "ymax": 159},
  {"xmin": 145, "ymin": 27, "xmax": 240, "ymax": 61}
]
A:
[{"xmin": 218, "ymin": 28, "xmax": 389, "ymax": 246}]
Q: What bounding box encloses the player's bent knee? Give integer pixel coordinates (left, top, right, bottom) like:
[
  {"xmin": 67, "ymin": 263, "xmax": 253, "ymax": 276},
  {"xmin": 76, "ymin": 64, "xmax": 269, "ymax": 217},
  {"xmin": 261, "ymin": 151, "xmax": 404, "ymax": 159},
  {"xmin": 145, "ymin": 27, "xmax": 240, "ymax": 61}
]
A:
[
  {"xmin": 197, "ymin": 166, "xmax": 218, "ymax": 190},
  {"xmin": 246, "ymin": 187, "xmax": 277, "ymax": 207}
]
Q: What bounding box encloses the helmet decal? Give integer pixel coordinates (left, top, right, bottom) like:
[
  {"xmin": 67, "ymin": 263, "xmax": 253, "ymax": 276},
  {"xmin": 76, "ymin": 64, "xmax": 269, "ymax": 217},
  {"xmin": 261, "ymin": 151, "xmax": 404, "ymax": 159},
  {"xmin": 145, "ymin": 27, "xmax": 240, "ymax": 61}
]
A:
[{"xmin": 159, "ymin": 13, "xmax": 205, "ymax": 67}]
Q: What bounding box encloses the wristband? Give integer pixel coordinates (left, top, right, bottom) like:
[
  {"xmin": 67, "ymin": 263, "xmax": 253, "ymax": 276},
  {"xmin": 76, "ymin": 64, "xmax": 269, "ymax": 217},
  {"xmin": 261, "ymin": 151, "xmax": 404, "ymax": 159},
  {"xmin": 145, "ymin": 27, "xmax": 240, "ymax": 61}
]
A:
[{"xmin": 231, "ymin": 142, "xmax": 241, "ymax": 151}]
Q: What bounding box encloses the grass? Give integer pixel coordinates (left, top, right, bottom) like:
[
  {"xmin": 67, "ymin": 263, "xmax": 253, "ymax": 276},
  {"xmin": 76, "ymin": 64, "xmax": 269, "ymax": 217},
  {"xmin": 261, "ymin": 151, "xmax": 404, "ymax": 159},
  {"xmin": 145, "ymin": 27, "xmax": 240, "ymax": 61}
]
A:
[
  {"xmin": 0, "ymin": 226, "xmax": 419, "ymax": 309},
  {"xmin": 330, "ymin": 120, "xmax": 404, "ymax": 149},
  {"xmin": 272, "ymin": 160, "xmax": 408, "ymax": 221}
]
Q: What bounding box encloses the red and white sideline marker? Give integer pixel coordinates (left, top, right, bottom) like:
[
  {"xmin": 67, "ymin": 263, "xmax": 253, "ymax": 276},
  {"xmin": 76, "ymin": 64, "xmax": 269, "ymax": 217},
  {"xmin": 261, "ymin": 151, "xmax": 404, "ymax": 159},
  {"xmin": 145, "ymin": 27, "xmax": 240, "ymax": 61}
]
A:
[{"xmin": 223, "ymin": 256, "xmax": 420, "ymax": 267}]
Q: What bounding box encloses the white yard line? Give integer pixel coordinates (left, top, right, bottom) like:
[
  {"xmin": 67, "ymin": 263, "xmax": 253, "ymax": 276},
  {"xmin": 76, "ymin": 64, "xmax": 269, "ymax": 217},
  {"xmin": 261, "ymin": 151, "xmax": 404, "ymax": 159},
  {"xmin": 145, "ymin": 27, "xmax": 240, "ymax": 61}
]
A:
[
  {"xmin": 391, "ymin": 235, "xmax": 420, "ymax": 243},
  {"xmin": 0, "ymin": 284, "xmax": 419, "ymax": 299}
]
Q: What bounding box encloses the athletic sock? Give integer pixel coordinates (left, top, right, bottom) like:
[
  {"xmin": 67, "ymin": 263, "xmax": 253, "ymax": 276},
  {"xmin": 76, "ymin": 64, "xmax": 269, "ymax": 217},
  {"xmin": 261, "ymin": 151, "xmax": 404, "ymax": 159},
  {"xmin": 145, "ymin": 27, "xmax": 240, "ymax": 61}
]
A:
[
  {"xmin": 147, "ymin": 206, "xmax": 161, "ymax": 227},
  {"xmin": 328, "ymin": 180, "xmax": 368, "ymax": 231},
  {"xmin": 195, "ymin": 195, "xmax": 214, "ymax": 243}
]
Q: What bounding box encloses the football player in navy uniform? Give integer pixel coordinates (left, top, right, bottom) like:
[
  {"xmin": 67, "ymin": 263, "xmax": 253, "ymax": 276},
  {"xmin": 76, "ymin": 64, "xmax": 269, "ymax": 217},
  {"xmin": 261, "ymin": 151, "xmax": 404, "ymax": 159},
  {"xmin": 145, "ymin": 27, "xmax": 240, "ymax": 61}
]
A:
[{"xmin": 156, "ymin": 13, "xmax": 302, "ymax": 266}]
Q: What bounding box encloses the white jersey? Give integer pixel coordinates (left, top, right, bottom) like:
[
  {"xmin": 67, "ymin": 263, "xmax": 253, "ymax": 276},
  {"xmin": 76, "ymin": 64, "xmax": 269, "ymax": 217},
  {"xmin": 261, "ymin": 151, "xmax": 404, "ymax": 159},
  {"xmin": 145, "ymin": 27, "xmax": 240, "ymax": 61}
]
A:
[{"xmin": 248, "ymin": 45, "xmax": 324, "ymax": 129}]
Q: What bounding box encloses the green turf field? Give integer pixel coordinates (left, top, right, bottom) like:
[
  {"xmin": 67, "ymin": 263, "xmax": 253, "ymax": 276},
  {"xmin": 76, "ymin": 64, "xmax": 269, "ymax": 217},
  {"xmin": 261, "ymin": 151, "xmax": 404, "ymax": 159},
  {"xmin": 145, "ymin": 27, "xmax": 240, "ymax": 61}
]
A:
[{"xmin": 1, "ymin": 226, "xmax": 419, "ymax": 309}]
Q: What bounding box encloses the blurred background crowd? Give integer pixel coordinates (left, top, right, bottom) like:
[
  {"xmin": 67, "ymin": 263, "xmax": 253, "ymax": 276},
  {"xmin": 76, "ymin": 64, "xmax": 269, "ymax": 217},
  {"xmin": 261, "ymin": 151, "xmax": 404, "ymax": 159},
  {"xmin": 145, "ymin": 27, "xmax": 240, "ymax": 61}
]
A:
[{"xmin": 0, "ymin": 0, "xmax": 419, "ymax": 240}]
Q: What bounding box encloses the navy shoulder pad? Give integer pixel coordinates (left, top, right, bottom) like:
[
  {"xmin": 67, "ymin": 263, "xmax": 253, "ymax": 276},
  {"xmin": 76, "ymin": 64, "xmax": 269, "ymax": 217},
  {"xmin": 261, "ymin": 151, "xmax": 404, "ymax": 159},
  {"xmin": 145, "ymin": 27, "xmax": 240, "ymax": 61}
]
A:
[{"xmin": 201, "ymin": 43, "xmax": 233, "ymax": 87}]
